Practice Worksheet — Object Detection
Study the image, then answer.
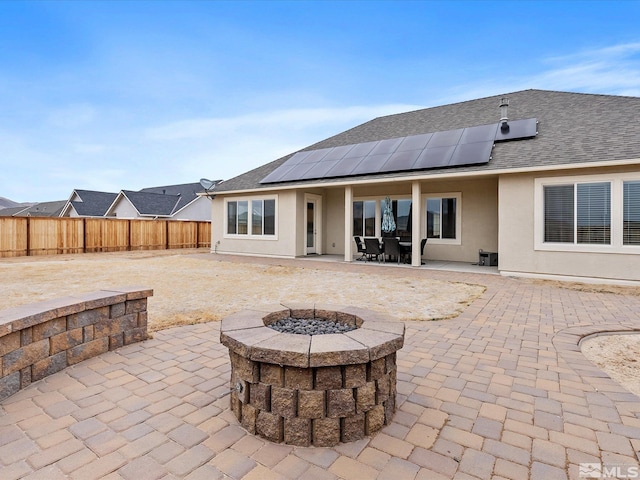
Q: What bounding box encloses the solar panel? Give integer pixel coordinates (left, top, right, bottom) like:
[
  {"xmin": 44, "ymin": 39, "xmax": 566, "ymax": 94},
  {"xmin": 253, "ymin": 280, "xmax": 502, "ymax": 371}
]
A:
[
  {"xmin": 413, "ymin": 145, "xmax": 456, "ymax": 170},
  {"xmin": 460, "ymin": 123, "xmax": 499, "ymax": 144},
  {"xmin": 396, "ymin": 132, "xmax": 433, "ymax": 152},
  {"xmin": 350, "ymin": 153, "xmax": 392, "ymax": 176},
  {"xmin": 495, "ymin": 118, "xmax": 537, "ymax": 142},
  {"xmin": 449, "ymin": 141, "xmax": 494, "ymax": 167},
  {"xmin": 325, "ymin": 156, "xmax": 364, "ymax": 177},
  {"xmin": 321, "ymin": 144, "xmax": 356, "ymax": 162},
  {"xmin": 427, "ymin": 128, "xmax": 464, "ymax": 148},
  {"xmin": 380, "ymin": 149, "xmax": 422, "ymax": 173},
  {"xmin": 369, "ymin": 137, "xmax": 404, "ymax": 155},
  {"xmin": 260, "ymin": 118, "xmax": 537, "ymax": 184},
  {"xmin": 299, "ymin": 159, "xmax": 341, "ymax": 179}
]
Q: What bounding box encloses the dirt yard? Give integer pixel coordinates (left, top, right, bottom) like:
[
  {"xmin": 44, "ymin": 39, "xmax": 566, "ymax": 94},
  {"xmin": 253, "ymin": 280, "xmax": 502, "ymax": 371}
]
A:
[
  {"xmin": 1, "ymin": 249, "xmax": 638, "ymax": 397},
  {"xmin": 581, "ymin": 334, "xmax": 640, "ymax": 396},
  {"xmin": 0, "ymin": 249, "xmax": 485, "ymax": 332}
]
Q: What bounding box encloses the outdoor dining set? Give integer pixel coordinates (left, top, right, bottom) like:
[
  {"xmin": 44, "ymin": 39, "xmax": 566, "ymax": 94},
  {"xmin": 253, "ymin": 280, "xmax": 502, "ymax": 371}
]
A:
[{"xmin": 353, "ymin": 236, "xmax": 427, "ymax": 264}]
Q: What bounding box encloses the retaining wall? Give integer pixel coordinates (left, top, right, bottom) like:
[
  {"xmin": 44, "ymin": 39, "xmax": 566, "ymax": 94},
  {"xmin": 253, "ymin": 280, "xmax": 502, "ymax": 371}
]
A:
[{"xmin": 0, "ymin": 287, "xmax": 153, "ymax": 402}]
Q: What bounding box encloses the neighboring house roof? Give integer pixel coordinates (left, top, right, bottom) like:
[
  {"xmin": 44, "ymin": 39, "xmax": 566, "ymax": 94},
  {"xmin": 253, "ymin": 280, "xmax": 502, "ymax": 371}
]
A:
[
  {"xmin": 215, "ymin": 89, "xmax": 640, "ymax": 193},
  {"xmin": 6, "ymin": 201, "xmax": 67, "ymax": 217},
  {"xmin": 67, "ymin": 190, "xmax": 119, "ymax": 217},
  {"xmin": 138, "ymin": 182, "xmax": 221, "ymax": 214},
  {"xmin": 0, "ymin": 206, "xmax": 30, "ymax": 217},
  {"xmin": 62, "ymin": 182, "xmax": 220, "ymax": 218},
  {"xmin": 118, "ymin": 190, "xmax": 183, "ymax": 217}
]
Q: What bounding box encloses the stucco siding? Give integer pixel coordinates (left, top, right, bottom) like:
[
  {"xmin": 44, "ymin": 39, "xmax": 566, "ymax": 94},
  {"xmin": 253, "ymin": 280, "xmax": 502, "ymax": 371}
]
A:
[
  {"xmin": 172, "ymin": 197, "xmax": 212, "ymax": 221},
  {"xmin": 324, "ymin": 188, "xmax": 345, "ymax": 255},
  {"xmin": 499, "ymin": 170, "xmax": 640, "ymax": 282},
  {"xmin": 109, "ymin": 199, "xmax": 139, "ymax": 218},
  {"xmin": 420, "ymin": 178, "xmax": 499, "ymax": 263},
  {"xmin": 211, "ymin": 190, "xmax": 298, "ymax": 257}
]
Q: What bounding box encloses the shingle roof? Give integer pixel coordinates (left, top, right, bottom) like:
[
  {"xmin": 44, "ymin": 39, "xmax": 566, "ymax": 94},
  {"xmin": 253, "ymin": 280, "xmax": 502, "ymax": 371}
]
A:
[
  {"xmin": 70, "ymin": 190, "xmax": 119, "ymax": 216},
  {"xmin": 139, "ymin": 182, "xmax": 220, "ymax": 213},
  {"xmin": 215, "ymin": 89, "xmax": 640, "ymax": 193},
  {"xmin": 121, "ymin": 190, "xmax": 182, "ymax": 217},
  {"xmin": 0, "ymin": 206, "xmax": 30, "ymax": 217},
  {"xmin": 18, "ymin": 201, "xmax": 66, "ymax": 217}
]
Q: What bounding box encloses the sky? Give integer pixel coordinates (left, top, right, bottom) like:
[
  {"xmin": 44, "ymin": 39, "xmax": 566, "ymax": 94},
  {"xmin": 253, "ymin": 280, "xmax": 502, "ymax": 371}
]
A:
[{"xmin": 1, "ymin": 1, "xmax": 640, "ymax": 203}]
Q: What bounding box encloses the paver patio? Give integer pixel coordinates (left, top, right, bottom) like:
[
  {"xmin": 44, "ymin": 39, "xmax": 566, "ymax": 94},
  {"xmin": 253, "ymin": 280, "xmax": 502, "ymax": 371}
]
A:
[{"xmin": 1, "ymin": 255, "xmax": 639, "ymax": 479}]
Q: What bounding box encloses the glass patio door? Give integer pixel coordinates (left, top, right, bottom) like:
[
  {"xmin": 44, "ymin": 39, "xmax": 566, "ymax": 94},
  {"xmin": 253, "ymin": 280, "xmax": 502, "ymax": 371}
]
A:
[{"xmin": 307, "ymin": 200, "xmax": 316, "ymax": 254}]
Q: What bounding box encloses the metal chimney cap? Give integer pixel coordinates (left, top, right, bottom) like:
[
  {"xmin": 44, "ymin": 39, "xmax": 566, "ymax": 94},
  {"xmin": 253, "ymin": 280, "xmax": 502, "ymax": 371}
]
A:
[{"xmin": 499, "ymin": 98, "xmax": 509, "ymax": 132}]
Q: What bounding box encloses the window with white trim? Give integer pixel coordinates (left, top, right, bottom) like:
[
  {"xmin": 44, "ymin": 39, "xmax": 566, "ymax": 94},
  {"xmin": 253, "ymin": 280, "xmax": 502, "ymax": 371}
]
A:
[
  {"xmin": 353, "ymin": 200, "xmax": 376, "ymax": 237},
  {"xmin": 543, "ymin": 182, "xmax": 611, "ymax": 244},
  {"xmin": 624, "ymin": 180, "xmax": 640, "ymax": 245},
  {"xmin": 226, "ymin": 198, "xmax": 276, "ymax": 237},
  {"xmin": 426, "ymin": 195, "xmax": 459, "ymax": 241},
  {"xmin": 536, "ymin": 174, "xmax": 640, "ymax": 252}
]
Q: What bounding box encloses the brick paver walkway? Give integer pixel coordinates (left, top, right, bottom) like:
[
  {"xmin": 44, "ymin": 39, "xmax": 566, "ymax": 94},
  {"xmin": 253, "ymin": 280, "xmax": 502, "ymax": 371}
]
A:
[{"xmin": 1, "ymin": 256, "xmax": 639, "ymax": 479}]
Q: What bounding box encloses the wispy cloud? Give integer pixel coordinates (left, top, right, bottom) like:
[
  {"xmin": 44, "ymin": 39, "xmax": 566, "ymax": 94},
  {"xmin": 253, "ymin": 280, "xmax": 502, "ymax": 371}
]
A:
[
  {"xmin": 533, "ymin": 42, "xmax": 640, "ymax": 95},
  {"xmin": 145, "ymin": 104, "xmax": 424, "ymax": 141},
  {"xmin": 439, "ymin": 42, "xmax": 640, "ymax": 104}
]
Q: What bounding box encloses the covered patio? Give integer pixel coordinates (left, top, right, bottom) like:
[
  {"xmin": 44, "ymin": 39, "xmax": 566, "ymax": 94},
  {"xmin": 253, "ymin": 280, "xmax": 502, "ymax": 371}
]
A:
[{"xmin": 299, "ymin": 253, "xmax": 500, "ymax": 275}]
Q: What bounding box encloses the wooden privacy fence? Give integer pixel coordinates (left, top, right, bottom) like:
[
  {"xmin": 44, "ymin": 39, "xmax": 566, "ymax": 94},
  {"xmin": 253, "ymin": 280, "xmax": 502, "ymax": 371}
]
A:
[{"xmin": 0, "ymin": 217, "xmax": 211, "ymax": 258}]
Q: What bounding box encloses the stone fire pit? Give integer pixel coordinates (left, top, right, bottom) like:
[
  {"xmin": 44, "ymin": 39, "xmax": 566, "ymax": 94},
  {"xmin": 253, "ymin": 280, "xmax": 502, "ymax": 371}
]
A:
[{"xmin": 220, "ymin": 304, "xmax": 405, "ymax": 447}]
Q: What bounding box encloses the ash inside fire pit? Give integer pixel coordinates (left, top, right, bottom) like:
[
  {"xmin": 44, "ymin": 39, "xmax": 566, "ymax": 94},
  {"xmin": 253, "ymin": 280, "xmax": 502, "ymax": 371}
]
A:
[{"xmin": 268, "ymin": 317, "xmax": 357, "ymax": 335}]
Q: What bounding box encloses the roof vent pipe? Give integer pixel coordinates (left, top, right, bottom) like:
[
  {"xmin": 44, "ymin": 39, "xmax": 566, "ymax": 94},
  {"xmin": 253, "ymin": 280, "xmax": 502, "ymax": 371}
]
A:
[{"xmin": 499, "ymin": 98, "xmax": 509, "ymax": 132}]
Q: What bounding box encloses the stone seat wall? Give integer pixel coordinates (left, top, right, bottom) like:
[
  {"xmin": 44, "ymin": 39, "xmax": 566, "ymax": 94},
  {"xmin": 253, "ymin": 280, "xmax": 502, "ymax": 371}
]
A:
[{"xmin": 0, "ymin": 287, "xmax": 153, "ymax": 402}]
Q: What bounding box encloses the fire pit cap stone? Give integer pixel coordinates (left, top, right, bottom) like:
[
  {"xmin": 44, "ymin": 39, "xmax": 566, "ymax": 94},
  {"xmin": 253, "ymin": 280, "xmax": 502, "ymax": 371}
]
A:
[
  {"xmin": 309, "ymin": 333, "xmax": 370, "ymax": 367},
  {"xmin": 250, "ymin": 332, "xmax": 311, "ymax": 368},
  {"xmin": 220, "ymin": 304, "xmax": 404, "ymax": 368}
]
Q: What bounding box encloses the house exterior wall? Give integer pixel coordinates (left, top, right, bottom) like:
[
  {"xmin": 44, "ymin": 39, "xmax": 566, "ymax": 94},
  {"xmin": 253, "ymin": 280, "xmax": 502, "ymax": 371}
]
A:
[
  {"xmin": 324, "ymin": 188, "xmax": 345, "ymax": 255},
  {"xmin": 498, "ymin": 166, "xmax": 640, "ymax": 282},
  {"xmin": 108, "ymin": 199, "xmax": 139, "ymax": 218},
  {"xmin": 211, "ymin": 190, "xmax": 298, "ymax": 257},
  {"xmin": 420, "ymin": 177, "xmax": 498, "ymax": 263},
  {"xmin": 172, "ymin": 197, "xmax": 211, "ymax": 221}
]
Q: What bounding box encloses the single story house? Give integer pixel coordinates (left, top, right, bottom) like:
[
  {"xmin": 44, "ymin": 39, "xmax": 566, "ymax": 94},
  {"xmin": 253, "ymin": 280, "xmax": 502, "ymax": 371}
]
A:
[
  {"xmin": 60, "ymin": 190, "xmax": 119, "ymax": 217},
  {"xmin": 105, "ymin": 182, "xmax": 219, "ymax": 220},
  {"xmin": 207, "ymin": 90, "xmax": 640, "ymax": 284},
  {"xmin": 60, "ymin": 182, "xmax": 220, "ymax": 221}
]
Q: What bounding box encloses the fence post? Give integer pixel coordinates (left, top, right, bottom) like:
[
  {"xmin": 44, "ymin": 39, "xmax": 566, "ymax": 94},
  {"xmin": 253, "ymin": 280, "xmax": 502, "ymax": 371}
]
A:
[{"xmin": 26, "ymin": 217, "xmax": 31, "ymax": 256}]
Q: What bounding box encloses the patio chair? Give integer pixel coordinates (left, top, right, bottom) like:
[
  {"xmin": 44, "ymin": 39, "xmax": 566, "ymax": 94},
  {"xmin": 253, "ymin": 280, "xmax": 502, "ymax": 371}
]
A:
[
  {"xmin": 383, "ymin": 237, "xmax": 403, "ymax": 264},
  {"xmin": 353, "ymin": 236, "xmax": 367, "ymax": 261},
  {"xmin": 420, "ymin": 238, "xmax": 427, "ymax": 265},
  {"xmin": 364, "ymin": 237, "xmax": 384, "ymax": 263}
]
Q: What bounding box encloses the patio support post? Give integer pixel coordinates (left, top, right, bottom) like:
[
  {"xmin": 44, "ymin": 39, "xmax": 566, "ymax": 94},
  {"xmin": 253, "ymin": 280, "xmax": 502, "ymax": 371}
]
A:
[
  {"xmin": 344, "ymin": 186, "xmax": 353, "ymax": 262},
  {"xmin": 411, "ymin": 181, "xmax": 422, "ymax": 267}
]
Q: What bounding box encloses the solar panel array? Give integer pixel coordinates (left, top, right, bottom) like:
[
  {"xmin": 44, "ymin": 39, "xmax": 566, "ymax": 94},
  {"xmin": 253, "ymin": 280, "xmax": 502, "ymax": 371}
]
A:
[{"xmin": 260, "ymin": 118, "xmax": 537, "ymax": 184}]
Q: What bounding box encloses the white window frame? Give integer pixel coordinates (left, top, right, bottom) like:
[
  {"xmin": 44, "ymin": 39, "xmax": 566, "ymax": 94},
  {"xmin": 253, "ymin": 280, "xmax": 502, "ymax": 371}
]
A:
[
  {"xmin": 535, "ymin": 173, "xmax": 640, "ymax": 254},
  {"xmin": 352, "ymin": 196, "xmax": 382, "ymax": 237},
  {"xmin": 423, "ymin": 192, "xmax": 462, "ymax": 245},
  {"xmin": 224, "ymin": 195, "xmax": 278, "ymax": 239}
]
